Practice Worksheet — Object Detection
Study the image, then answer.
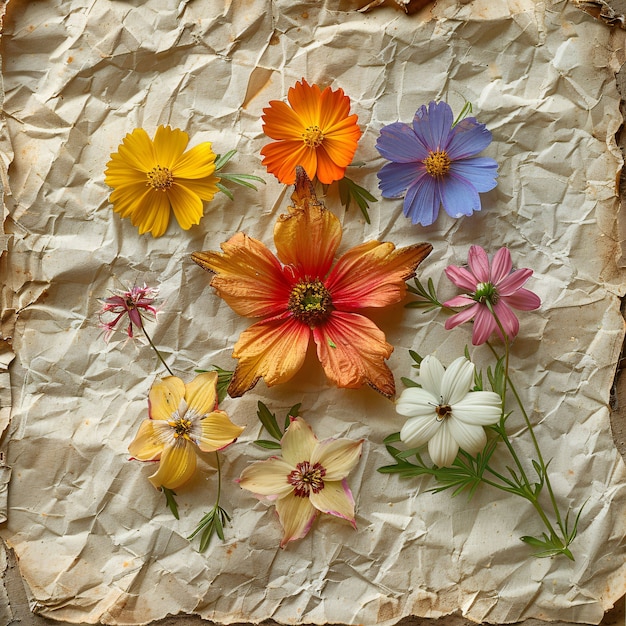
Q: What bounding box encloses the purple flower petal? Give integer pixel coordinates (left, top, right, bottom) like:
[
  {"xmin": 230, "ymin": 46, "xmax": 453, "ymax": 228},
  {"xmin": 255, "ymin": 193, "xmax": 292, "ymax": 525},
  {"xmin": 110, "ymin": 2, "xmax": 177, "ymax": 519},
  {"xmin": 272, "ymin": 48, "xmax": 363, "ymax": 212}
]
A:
[
  {"xmin": 376, "ymin": 122, "xmax": 429, "ymax": 163},
  {"xmin": 440, "ymin": 174, "xmax": 481, "ymax": 218},
  {"xmin": 449, "ymin": 157, "xmax": 498, "ymax": 193},
  {"xmin": 378, "ymin": 161, "xmax": 425, "ymax": 198},
  {"xmin": 403, "ymin": 175, "xmax": 440, "ymax": 226},
  {"xmin": 413, "ymin": 101, "xmax": 454, "ymax": 152},
  {"xmin": 447, "ymin": 118, "xmax": 493, "ymax": 160}
]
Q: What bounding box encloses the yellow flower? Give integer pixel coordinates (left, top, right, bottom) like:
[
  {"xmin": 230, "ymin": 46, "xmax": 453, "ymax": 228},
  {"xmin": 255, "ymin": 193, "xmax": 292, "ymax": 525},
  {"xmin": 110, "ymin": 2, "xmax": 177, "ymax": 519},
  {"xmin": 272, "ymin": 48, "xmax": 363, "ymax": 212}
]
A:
[
  {"xmin": 105, "ymin": 125, "xmax": 220, "ymax": 237},
  {"xmin": 128, "ymin": 372, "xmax": 244, "ymax": 490}
]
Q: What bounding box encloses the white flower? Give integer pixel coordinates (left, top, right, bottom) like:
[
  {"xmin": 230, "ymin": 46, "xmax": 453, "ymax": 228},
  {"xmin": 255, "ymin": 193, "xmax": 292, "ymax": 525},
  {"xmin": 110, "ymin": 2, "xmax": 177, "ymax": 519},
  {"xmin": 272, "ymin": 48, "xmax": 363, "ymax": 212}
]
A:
[{"xmin": 396, "ymin": 355, "xmax": 502, "ymax": 467}]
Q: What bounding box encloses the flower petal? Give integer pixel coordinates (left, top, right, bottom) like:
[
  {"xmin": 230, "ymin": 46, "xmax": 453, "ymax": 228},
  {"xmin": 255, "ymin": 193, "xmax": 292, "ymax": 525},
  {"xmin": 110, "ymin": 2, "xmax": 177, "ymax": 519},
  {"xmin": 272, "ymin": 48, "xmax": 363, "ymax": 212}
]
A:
[
  {"xmin": 412, "ymin": 101, "xmax": 454, "ymax": 152},
  {"xmin": 153, "ymin": 126, "xmax": 189, "ymax": 169},
  {"xmin": 396, "ymin": 387, "xmax": 440, "ymax": 417},
  {"xmin": 149, "ymin": 376, "xmax": 186, "ymax": 421},
  {"xmin": 262, "ymin": 98, "xmax": 309, "ymax": 140},
  {"xmin": 315, "ymin": 144, "xmax": 351, "ymax": 185},
  {"xmin": 467, "ymin": 246, "xmax": 490, "ymax": 283},
  {"xmin": 313, "ymin": 311, "xmax": 394, "ymax": 397},
  {"xmin": 326, "ymin": 240, "xmax": 432, "ymax": 310},
  {"xmin": 282, "ymin": 416, "xmax": 318, "ymax": 466},
  {"xmin": 472, "ymin": 304, "xmax": 498, "ymax": 345},
  {"xmin": 444, "ymin": 303, "xmax": 479, "ymax": 331},
  {"xmin": 238, "ymin": 457, "xmax": 295, "ymax": 497},
  {"xmin": 440, "ymin": 173, "xmax": 481, "ymax": 219},
  {"xmin": 444, "ymin": 264, "xmax": 478, "ymax": 292},
  {"xmin": 173, "ymin": 142, "xmax": 216, "ymax": 180},
  {"xmin": 196, "ymin": 410, "xmax": 244, "ymax": 452},
  {"xmin": 376, "ymin": 122, "xmax": 429, "ymax": 163},
  {"xmin": 274, "ymin": 169, "xmax": 342, "ymax": 277},
  {"xmin": 184, "ymin": 371, "xmax": 218, "ymax": 416},
  {"xmin": 167, "ymin": 183, "xmax": 204, "ymax": 230},
  {"xmin": 309, "ymin": 479, "xmax": 356, "ymax": 527},
  {"xmin": 490, "ymin": 247, "xmax": 513, "ymax": 284},
  {"xmin": 446, "ymin": 117, "xmax": 493, "ymax": 160},
  {"xmin": 192, "ymin": 233, "xmax": 292, "ymax": 318},
  {"xmin": 130, "ymin": 188, "xmax": 171, "ymax": 237},
  {"xmin": 449, "ymin": 157, "xmax": 498, "ymax": 193},
  {"xmin": 502, "ymin": 288, "xmax": 541, "ymax": 311},
  {"xmin": 400, "ymin": 414, "xmax": 440, "ymax": 448},
  {"xmin": 447, "ymin": 418, "xmax": 487, "ymax": 455},
  {"xmin": 403, "ymin": 174, "xmax": 440, "ymax": 226},
  {"xmin": 377, "ymin": 161, "xmax": 425, "ymax": 198},
  {"xmin": 109, "ymin": 128, "xmax": 156, "ymax": 173},
  {"xmin": 148, "ymin": 439, "xmax": 197, "ymax": 490},
  {"xmin": 440, "ymin": 357, "xmax": 474, "ymax": 405},
  {"xmin": 260, "ymin": 139, "xmax": 314, "ymax": 185},
  {"xmin": 128, "ymin": 419, "xmax": 166, "ymax": 461},
  {"xmin": 228, "ymin": 313, "xmax": 310, "ymax": 397},
  {"xmin": 492, "ymin": 300, "xmax": 520, "ymax": 340},
  {"xmin": 428, "ymin": 423, "xmax": 459, "ymax": 467},
  {"xmin": 418, "ymin": 354, "xmax": 446, "ymax": 398},
  {"xmin": 311, "ymin": 438, "xmax": 363, "ymax": 480},
  {"xmin": 452, "ymin": 391, "xmax": 502, "ymax": 425},
  {"xmin": 497, "ymin": 267, "xmax": 532, "ymax": 295},
  {"xmin": 275, "ymin": 493, "xmax": 318, "ymax": 547}
]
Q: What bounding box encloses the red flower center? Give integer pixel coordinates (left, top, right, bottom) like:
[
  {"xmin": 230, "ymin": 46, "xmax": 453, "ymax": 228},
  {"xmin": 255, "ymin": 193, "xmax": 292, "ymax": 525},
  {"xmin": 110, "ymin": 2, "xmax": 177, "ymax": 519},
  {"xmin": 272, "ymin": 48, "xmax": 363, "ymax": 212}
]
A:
[
  {"xmin": 288, "ymin": 461, "xmax": 326, "ymax": 497},
  {"xmin": 288, "ymin": 278, "xmax": 333, "ymax": 326},
  {"xmin": 424, "ymin": 150, "xmax": 451, "ymax": 177},
  {"xmin": 147, "ymin": 165, "xmax": 174, "ymax": 190}
]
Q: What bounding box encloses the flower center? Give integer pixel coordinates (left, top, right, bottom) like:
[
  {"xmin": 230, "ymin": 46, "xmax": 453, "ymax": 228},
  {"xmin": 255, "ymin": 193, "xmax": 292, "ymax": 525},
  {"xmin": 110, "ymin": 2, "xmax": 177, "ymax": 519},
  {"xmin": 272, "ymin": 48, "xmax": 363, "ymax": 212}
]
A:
[
  {"xmin": 474, "ymin": 281, "xmax": 499, "ymax": 304},
  {"xmin": 288, "ymin": 461, "xmax": 326, "ymax": 498},
  {"xmin": 169, "ymin": 417, "xmax": 193, "ymax": 439},
  {"xmin": 424, "ymin": 150, "xmax": 451, "ymax": 177},
  {"xmin": 435, "ymin": 404, "xmax": 452, "ymax": 422},
  {"xmin": 147, "ymin": 165, "xmax": 174, "ymax": 190},
  {"xmin": 302, "ymin": 125, "xmax": 325, "ymax": 148},
  {"xmin": 288, "ymin": 278, "xmax": 333, "ymax": 326}
]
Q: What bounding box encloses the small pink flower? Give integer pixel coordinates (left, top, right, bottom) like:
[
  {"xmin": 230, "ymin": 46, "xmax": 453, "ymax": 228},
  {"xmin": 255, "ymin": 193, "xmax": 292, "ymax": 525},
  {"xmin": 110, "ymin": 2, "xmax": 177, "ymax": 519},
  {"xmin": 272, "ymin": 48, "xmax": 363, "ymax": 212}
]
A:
[
  {"xmin": 443, "ymin": 246, "xmax": 540, "ymax": 345},
  {"xmin": 99, "ymin": 284, "xmax": 158, "ymax": 340}
]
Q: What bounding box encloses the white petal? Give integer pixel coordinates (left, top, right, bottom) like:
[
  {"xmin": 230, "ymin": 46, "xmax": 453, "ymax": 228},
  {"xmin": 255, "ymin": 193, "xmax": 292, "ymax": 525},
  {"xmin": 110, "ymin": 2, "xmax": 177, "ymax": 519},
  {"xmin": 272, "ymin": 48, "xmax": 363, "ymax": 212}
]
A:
[
  {"xmin": 418, "ymin": 355, "xmax": 445, "ymax": 397},
  {"xmin": 396, "ymin": 387, "xmax": 439, "ymax": 417},
  {"xmin": 400, "ymin": 415, "xmax": 440, "ymax": 448},
  {"xmin": 452, "ymin": 391, "xmax": 502, "ymax": 425},
  {"xmin": 428, "ymin": 424, "xmax": 459, "ymax": 467},
  {"xmin": 441, "ymin": 357, "xmax": 474, "ymax": 405},
  {"xmin": 447, "ymin": 418, "xmax": 487, "ymax": 455}
]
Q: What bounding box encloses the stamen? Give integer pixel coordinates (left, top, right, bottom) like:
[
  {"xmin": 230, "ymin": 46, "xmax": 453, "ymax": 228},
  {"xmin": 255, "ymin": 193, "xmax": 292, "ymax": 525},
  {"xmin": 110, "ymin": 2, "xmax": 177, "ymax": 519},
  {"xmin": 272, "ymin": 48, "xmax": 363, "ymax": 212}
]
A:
[
  {"xmin": 302, "ymin": 125, "xmax": 325, "ymax": 148},
  {"xmin": 435, "ymin": 404, "xmax": 452, "ymax": 422},
  {"xmin": 474, "ymin": 281, "xmax": 499, "ymax": 304},
  {"xmin": 424, "ymin": 150, "xmax": 451, "ymax": 177},
  {"xmin": 147, "ymin": 165, "xmax": 174, "ymax": 190},
  {"xmin": 288, "ymin": 278, "xmax": 333, "ymax": 326},
  {"xmin": 288, "ymin": 461, "xmax": 326, "ymax": 497}
]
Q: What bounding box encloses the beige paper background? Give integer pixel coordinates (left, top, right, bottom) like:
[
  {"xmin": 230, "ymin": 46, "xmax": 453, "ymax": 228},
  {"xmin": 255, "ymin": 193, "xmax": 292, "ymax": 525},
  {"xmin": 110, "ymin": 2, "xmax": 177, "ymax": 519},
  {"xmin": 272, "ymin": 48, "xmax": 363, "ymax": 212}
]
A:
[{"xmin": 1, "ymin": 0, "xmax": 626, "ymax": 623}]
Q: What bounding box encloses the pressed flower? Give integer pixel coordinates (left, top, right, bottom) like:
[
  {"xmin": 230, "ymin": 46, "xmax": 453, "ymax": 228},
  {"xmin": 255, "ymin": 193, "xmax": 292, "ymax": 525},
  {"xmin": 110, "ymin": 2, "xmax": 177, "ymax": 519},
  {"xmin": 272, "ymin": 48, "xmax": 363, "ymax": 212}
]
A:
[
  {"xmin": 192, "ymin": 167, "xmax": 432, "ymax": 398},
  {"xmin": 396, "ymin": 355, "xmax": 502, "ymax": 467},
  {"xmin": 375, "ymin": 101, "xmax": 498, "ymax": 226},
  {"xmin": 99, "ymin": 283, "xmax": 158, "ymax": 341},
  {"xmin": 104, "ymin": 125, "xmax": 220, "ymax": 237},
  {"xmin": 239, "ymin": 416, "xmax": 363, "ymax": 547},
  {"xmin": 128, "ymin": 372, "xmax": 244, "ymax": 490},
  {"xmin": 444, "ymin": 246, "xmax": 541, "ymax": 345},
  {"xmin": 260, "ymin": 78, "xmax": 362, "ymax": 185}
]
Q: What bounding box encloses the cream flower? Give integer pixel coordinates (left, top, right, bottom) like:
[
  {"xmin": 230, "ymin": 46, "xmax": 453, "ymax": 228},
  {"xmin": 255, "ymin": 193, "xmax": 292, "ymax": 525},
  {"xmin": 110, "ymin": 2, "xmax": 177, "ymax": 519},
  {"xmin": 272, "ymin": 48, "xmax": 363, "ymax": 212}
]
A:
[
  {"xmin": 238, "ymin": 417, "xmax": 363, "ymax": 547},
  {"xmin": 396, "ymin": 355, "xmax": 502, "ymax": 467}
]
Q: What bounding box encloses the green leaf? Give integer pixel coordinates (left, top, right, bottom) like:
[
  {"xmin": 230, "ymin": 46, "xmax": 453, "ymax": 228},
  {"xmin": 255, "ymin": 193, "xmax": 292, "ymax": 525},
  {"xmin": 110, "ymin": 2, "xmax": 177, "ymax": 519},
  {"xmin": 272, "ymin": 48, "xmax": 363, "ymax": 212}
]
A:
[
  {"xmin": 257, "ymin": 401, "xmax": 283, "ymax": 441},
  {"xmin": 162, "ymin": 487, "xmax": 179, "ymax": 519},
  {"xmin": 452, "ymin": 101, "xmax": 473, "ymax": 127},
  {"xmin": 254, "ymin": 439, "xmax": 283, "ymax": 450},
  {"xmin": 285, "ymin": 403, "xmax": 301, "ymax": 430},
  {"xmin": 203, "ymin": 365, "xmax": 233, "ymax": 404},
  {"xmin": 383, "ymin": 432, "xmax": 402, "ymax": 444},
  {"xmin": 408, "ymin": 349, "xmax": 423, "ymax": 366},
  {"xmin": 189, "ymin": 505, "xmax": 231, "ymax": 552},
  {"xmin": 337, "ymin": 176, "xmax": 377, "ymax": 224},
  {"xmin": 216, "ymin": 182, "xmax": 234, "ymax": 201},
  {"xmin": 219, "ymin": 172, "xmax": 266, "ymax": 189},
  {"xmin": 400, "ymin": 376, "xmax": 420, "ymax": 388},
  {"xmin": 214, "ymin": 149, "xmax": 237, "ymax": 170}
]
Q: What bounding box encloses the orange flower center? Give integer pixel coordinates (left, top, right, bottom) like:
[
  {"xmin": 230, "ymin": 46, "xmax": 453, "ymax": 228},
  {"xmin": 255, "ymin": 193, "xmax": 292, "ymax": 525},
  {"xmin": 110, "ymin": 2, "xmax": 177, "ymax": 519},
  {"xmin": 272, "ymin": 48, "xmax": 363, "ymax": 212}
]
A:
[
  {"xmin": 169, "ymin": 417, "xmax": 192, "ymax": 439},
  {"xmin": 288, "ymin": 461, "xmax": 326, "ymax": 497},
  {"xmin": 288, "ymin": 279, "xmax": 333, "ymax": 326},
  {"xmin": 424, "ymin": 150, "xmax": 451, "ymax": 177},
  {"xmin": 302, "ymin": 125, "xmax": 325, "ymax": 148},
  {"xmin": 147, "ymin": 165, "xmax": 174, "ymax": 190},
  {"xmin": 435, "ymin": 404, "xmax": 452, "ymax": 422}
]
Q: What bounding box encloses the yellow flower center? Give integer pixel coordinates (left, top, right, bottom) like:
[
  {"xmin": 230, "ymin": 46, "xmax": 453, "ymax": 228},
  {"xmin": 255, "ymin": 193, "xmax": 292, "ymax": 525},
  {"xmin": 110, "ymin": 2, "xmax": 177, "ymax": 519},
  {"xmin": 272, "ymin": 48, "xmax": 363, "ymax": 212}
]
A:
[
  {"xmin": 169, "ymin": 417, "xmax": 193, "ymax": 439},
  {"xmin": 288, "ymin": 278, "xmax": 333, "ymax": 327},
  {"xmin": 302, "ymin": 125, "xmax": 325, "ymax": 148},
  {"xmin": 435, "ymin": 404, "xmax": 452, "ymax": 422},
  {"xmin": 424, "ymin": 150, "xmax": 451, "ymax": 177},
  {"xmin": 288, "ymin": 461, "xmax": 326, "ymax": 498},
  {"xmin": 147, "ymin": 165, "xmax": 174, "ymax": 190}
]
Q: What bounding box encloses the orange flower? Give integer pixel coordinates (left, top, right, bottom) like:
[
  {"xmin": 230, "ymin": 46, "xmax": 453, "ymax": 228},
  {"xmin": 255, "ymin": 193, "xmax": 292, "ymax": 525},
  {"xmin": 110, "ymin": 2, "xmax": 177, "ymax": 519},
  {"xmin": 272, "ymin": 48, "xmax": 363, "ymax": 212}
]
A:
[
  {"xmin": 192, "ymin": 167, "xmax": 432, "ymax": 398},
  {"xmin": 260, "ymin": 79, "xmax": 362, "ymax": 185}
]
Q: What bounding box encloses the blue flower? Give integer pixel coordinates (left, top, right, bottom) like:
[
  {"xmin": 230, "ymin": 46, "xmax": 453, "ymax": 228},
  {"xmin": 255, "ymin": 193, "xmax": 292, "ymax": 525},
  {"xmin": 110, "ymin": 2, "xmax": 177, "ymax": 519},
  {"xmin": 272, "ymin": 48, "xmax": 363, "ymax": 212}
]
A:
[{"xmin": 375, "ymin": 101, "xmax": 498, "ymax": 227}]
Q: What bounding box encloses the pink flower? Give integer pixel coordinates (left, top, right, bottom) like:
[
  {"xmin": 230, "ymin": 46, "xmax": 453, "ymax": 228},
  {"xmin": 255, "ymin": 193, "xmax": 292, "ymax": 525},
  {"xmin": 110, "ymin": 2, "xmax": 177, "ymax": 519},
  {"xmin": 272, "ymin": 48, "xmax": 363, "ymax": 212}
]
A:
[
  {"xmin": 443, "ymin": 246, "xmax": 540, "ymax": 345},
  {"xmin": 99, "ymin": 284, "xmax": 158, "ymax": 340}
]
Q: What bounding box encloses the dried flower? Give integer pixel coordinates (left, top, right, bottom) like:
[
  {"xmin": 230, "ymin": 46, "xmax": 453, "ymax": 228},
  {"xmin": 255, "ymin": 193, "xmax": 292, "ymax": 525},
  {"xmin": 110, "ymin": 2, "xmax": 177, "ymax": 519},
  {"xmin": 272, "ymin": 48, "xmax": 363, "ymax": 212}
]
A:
[
  {"xmin": 192, "ymin": 167, "xmax": 432, "ymax": 398},
  {"xmin": 104, "ymin": 125, "xmax": 220, "ymax": 237},
  {"xmin": 260, "ymin": 79, "xmax": 362, "ymax": 185},
  {"xmin": 239, "ymin": 416, "xmax": 363, "ymax": 547},
  {"xmin": 376, "ymin": 101, "xmax": 498, "ymax": 226},
  {"xmin": 444, "ymin": 246, "xmax": 541, "ymax": 345},
  {"xmin": 99, "ymin": 284, "xmax": 158, "ymax": 341},
  {"xmin": 128, "ymin": 372, "xmax": 244, "ymax": 490}
]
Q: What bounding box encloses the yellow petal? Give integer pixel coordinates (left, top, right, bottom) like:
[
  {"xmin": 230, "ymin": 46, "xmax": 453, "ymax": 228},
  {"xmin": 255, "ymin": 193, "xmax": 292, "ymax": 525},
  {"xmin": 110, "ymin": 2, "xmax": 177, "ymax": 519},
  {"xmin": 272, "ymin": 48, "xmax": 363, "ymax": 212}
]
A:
[
  {"xmin": 197, "ymin": 410, "xmax": 244, "ymax": 452},
  {"xmin": 281, "ymin": 417, "xmax": 317, "ymax": 466},
  {"xmin": 130, "ymin": 188, "xmax": 171, "ymax": 237},
  {"xmin": 275, "ymin": 492, "xmax": 318, "ymax": 548},
  {"xmin": 238, "ymin": 457, "xmax": 295, "ymax": 497},
  {"xmin": 274, "ymin": 168, "xmax": 342, "ymax": 277},
  {"xmin": 228, "ymin": 313, "xmax": 310, "ymax": 397},
  {"xmin": 313, "ymin": 311, "xmax": 395, "ymax": 398},
  {"xmin": 128, "ymin": 419, "xmax": 165, "ymax": 461},
  {"xmin": 114, "ymin": 127, "xmax": 157, "ymax": 172},
  {"xmin": 148, "ymin": 439, "xmax": 197, "ymax": 490},
  {"xmin": 311, "ymin": 438, "xmax": 363, "ymax": 480},
  {"xmin": 185, "ymin": 371, "xmax": 218, "ymax": 416},
  {"xmin": 153, "ymin": 125, "xmax": 189, "ymax": 169},
  {"xmin": 149, "ymin": 376, "xmax": 186, "ymax": 421},
  {"xmin": 309, "ymin": 480, "xmax": 356, "ymax": 527},
  {"xmin": 167, "ymin": 183, "xmax": 204, "ymax": 230},
  {"xmin": 181, "ymin": 176, "xmax": 220, "ymax": 202},
  {"xmin": 173, "ymin": 142, "xmax": 216, "ymax": 179}
]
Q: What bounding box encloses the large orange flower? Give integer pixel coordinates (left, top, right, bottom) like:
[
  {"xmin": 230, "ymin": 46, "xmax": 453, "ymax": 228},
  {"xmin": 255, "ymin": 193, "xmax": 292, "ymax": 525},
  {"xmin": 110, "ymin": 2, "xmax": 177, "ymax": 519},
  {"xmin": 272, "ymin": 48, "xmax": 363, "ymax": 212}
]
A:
[
  {"xmin": 260, "ymin": 79, "xmax": 362, "ymax": 185},
  {"xmin": 192, "ymin": 167, "xmax": 432, "ymax": 398}
]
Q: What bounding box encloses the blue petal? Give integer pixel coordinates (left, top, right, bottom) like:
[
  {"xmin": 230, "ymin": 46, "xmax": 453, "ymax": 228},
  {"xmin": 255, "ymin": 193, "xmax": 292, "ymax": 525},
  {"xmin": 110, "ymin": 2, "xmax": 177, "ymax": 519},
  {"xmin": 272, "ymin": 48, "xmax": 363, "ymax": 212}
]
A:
[
  {"xmin": 403, "ymin": 175, "xmax": 440, "ymax": 226},
  {"xmin": 440, "ymin": 174, "xmax": 481, "ymax": 218},
  {"xmin": 378, "ymin": 161, "xmax": 425, "ymax": 197},
  {"xmin": 412, "ymin": 101, "xmax": 454, "ymax": 152},
  {"xmin": 450, "ymin": 158, "xmax": 498, "ymax": 192},
  {"xmin": 447, "ymin": 118, "xmax": 493, "ymax": 160},
  {"xmin": 376, "ymin": 122, "xmax": 429, "ymax": 163}
]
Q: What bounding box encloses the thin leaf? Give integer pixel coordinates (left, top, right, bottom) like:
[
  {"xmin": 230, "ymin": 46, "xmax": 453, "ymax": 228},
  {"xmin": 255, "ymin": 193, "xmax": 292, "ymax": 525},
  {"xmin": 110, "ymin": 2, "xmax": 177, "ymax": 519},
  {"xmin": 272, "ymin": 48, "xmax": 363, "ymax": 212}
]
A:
[
  {"xmin": 216, "ymin": 182, "xmax": 234, "ymax": 201},
  {"xmin": 254, "ymin": 439, "xmax": 283, "ymax": 450},
  {"xmin": 162, "ymin": 487, "xmax": 179, "ymax": 520},
  {"xmin": 257, "ymin": 401, "xmax": 283, "ymax": 441},
  {"xmin": 383, "ymin": 432, "xmax": 402, "ymax": 444},
  {"xmin": 337, "ymin": 176, "xmax": 376, "ymax": 223},
  {"xmin": 214, "ymin": 149, "xmax": 237, "ymax": 171},
  {"xmin": 401, "ymin": 376, "xmax": 420, "ymax": 388}
]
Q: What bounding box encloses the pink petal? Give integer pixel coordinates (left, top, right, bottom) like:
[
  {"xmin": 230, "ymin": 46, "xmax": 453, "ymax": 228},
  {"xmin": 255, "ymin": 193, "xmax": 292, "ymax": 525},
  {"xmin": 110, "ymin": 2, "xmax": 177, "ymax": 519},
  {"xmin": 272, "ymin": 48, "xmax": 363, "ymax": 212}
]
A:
[
  {"xmin": 444, "ymin": 303, "xmax": 479, "ymax": 331},
  {"xmin": 443, "ymin": 294, "xmax": 476, "ymax": 308},
  {"xmin": 502, "ymin": 289, "xmax": 541, "ymax": 311},
  {"xmin": 444, "ymin": 265, "xmax": 478, "ymax": 291},
  {"xmin": 309, "ymin": 479, "xmax": 356, "ymax": 528},
  {"xmin": 471, "ymin": 304, "xmax": 497, "ymax": 345},
  {"xmin": 492, "ymin": 300, "xmax": 520, "ymax": 340},
  {"xmin": 275, "ymin": 493, "xmax": 318, "ymax": 548},
  {"xmin": 490, "ymin": 247, "xmax": 512, "ymax": 284},
  {"xmin": 497, "ymin": 267, "xmax": 533, "ymax": 296},
  {"xmin": 467, "ymin": 246, "xmax": 490, "ymax": 283}
]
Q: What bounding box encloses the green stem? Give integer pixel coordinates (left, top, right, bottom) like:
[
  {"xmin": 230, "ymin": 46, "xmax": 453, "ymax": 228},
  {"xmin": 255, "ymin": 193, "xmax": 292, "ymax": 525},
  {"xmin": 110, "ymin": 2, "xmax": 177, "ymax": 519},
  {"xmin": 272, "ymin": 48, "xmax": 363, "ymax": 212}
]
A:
[{"xmin": 139, "ymin": 318, "xmax": 174, "ymax": 376}]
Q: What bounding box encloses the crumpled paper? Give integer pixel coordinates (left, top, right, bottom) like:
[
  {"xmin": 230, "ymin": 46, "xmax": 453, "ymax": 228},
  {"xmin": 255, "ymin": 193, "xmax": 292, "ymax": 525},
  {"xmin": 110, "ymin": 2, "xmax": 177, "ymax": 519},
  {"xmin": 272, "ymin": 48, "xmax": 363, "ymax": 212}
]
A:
[{"xmin": 1, "ymin": 0, "xmax": 626, "ymax": 624}]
